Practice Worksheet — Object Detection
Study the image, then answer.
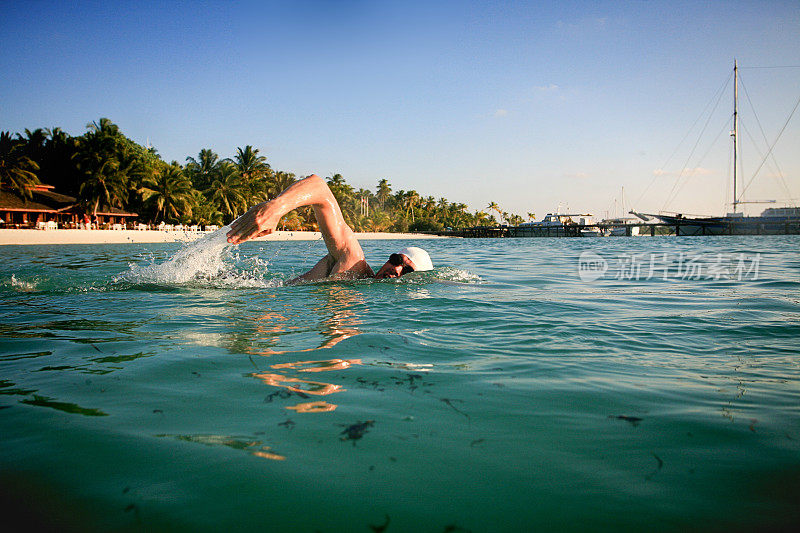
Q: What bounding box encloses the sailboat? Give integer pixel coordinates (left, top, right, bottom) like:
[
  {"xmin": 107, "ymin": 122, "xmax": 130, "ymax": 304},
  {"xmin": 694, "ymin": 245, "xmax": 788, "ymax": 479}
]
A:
[
  {"xmin": 641, "ymin": 60, "xmax": 799, "ymax": 235},
  {"xmin": 600, "ymin": 187, "xmax": 641, "ymax": 236}
]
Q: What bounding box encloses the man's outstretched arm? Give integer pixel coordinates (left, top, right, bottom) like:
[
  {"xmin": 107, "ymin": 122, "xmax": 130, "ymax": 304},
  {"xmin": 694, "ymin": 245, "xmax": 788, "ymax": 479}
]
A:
[{"xmin": 226, "ymin": 175, "xmax": 372, "ymax": 279}]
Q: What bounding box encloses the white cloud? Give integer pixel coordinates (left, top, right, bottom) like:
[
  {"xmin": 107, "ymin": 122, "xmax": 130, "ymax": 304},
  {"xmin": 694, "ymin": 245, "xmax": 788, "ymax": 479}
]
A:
[
  {"xmin": 531, "ymin": 84, "xmax": 568, "ymax": 101},
  {"xmin": 563, "ymin": 172, "xmax": 590, "ymax": 179},
  {"xmin": 653, "ymin": 167, "xmax": 716, "ymax": 177},
  {"xmin": 687, "ymin": 167, "xmax": 715, "ymax": 176}
]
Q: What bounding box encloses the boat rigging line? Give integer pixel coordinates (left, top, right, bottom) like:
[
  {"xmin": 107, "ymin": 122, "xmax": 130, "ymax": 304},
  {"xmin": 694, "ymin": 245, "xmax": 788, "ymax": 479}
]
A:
[
  {"xmin": 656, "ymin": 70, "xmax": 732, "ymax": 213},
  {"xmin": 738, "ymin": 90, "xmax": 800, "ymax": 201},
  {"xmin": 738, "ymin": 74, "xmax": 795, "ymax": 202},
  {"xmin": 663, "ymin": 115, "xmax": 733, "ymax": 213},
  {"xmin": 637, "ymin": 63, "xmax": 800, "ymax": 215},
  {"xmin": 634, "ymin": 70, "xmax": 733, "ymax": 212}
]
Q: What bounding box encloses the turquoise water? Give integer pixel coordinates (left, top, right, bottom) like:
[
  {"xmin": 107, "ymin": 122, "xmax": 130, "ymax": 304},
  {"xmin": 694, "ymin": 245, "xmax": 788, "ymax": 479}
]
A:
[{"xmin": 1, "ymin": 234, "xmax": 799, "ymax": 532}]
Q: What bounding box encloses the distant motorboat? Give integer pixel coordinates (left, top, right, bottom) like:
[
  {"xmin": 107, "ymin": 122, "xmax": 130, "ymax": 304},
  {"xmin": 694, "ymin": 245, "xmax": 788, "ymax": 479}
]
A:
[
  {"xmin": 600, "ymin": 217, "xmax": 641, "ymax": 236},
  {"xmin": 519, "ymin": 213, "xmax": 574, "ymax": 227},
  {"xmin": 518, "ymin": 212, "xmax": 596, "ymax": 228},
  {"xmin": 599, "ymin": 187, "xmax": 642, "ymax": 236},
  {"xmin": 580, "ymin": 226, "xmax": 603, "ymax": 237},
  {"xmin": 513, "ymin": 211, "xmax": 599, "ymax": 237}
]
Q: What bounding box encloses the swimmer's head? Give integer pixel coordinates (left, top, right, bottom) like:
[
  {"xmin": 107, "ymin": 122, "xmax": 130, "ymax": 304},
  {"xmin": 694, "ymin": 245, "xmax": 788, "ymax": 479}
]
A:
[{"xmin": 375, "ymin": 246, "xmax": 433, "ymax": 279}]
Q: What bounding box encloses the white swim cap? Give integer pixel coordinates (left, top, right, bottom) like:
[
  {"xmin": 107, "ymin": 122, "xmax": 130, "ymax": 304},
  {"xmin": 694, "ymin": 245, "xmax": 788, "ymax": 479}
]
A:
[{"xmin": 398, "ymin": 247, "xmax": 433, "ymax": 272}]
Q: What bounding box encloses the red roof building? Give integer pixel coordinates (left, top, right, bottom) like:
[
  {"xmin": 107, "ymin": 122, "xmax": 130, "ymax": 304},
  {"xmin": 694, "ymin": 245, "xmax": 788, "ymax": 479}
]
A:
[{"xmin": 0, "ymin": 184, "xmax": 138, "ymax": 228}]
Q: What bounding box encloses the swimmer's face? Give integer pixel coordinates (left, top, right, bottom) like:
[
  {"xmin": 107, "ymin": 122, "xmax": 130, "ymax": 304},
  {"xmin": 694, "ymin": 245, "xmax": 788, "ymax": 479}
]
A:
[{"xmin": 375, "ymin": 253, "xmax": 415, "ymax": 279}]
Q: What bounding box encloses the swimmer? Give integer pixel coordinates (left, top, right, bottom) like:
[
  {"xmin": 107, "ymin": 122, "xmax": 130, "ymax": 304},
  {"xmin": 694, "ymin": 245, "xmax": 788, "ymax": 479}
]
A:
[{"xmin": 226, "ymin": 174, "xmax": 433, "ymax": 282}]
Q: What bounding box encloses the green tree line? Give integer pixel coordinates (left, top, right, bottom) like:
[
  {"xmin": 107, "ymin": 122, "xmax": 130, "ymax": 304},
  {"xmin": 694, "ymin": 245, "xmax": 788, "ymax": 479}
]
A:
[{"xmin": 1, "ymin": 118, "xmax": 526, "ymax": 230}]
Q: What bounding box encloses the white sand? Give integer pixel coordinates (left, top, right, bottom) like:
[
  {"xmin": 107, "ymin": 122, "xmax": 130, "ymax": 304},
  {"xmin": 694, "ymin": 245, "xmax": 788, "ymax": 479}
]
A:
[{"xmin": 0, "ymin": 228, "xmax": 450, "ymax": 245}]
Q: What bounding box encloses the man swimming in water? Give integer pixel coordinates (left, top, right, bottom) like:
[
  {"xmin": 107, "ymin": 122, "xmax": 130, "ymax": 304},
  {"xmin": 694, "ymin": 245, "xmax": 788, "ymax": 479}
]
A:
[{"xmin": 226, "ymin": 174, "xmax": 433, "ymax": 282}]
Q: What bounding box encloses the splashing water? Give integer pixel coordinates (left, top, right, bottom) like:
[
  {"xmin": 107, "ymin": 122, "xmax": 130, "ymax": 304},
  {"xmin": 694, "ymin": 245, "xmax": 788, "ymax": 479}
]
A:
[
  {"xmin": 9, "ymin": 274, "xmax": 40, "ymax": 292},
  {"xmin": 114, "ymin": 225, "xmax": 478, "ymax": 288},
  {"xmin": 434, "ymin": 266, "xmax": 483, "ymax": 284},
  {"xmin": 115, "ymin": 225, "xmax": 283, "ymax": 288}
]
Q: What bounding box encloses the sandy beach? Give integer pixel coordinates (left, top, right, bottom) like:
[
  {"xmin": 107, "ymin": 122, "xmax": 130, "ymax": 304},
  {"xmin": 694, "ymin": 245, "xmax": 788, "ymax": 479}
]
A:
[{"xmin": 0, "ymin": 228, "xmax": 451, "ymax": 245}]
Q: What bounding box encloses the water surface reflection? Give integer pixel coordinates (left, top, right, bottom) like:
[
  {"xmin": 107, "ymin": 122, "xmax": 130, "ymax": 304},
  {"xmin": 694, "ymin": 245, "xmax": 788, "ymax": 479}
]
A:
[{"xmin": 246, "ymin": 285, "xmax": 367, "ymax": 413}]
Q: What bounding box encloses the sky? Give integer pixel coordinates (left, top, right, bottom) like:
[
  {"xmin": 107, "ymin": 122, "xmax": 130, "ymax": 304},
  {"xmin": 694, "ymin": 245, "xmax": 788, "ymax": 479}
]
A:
[{"xmin": 2, "ymin": 0, "xmax": 799, "ymax": 218}]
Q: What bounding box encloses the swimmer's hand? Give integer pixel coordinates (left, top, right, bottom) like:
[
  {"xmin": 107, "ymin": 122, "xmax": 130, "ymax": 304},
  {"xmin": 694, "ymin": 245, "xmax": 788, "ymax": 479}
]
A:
[{"xmin": 226, "ymin": 202, "xmax": 278, "ymax": 244}]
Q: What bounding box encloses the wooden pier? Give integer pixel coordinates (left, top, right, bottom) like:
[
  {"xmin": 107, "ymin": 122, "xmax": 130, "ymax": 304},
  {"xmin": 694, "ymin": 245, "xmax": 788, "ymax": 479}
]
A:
[{"xmin": 436, "ymin": 220, "xmax": 800, "ymax": 238}]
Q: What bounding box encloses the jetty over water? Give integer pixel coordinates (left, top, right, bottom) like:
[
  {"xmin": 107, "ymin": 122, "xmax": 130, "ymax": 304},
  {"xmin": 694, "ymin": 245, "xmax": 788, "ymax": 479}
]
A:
[{"xmin": 437, "ymin": 219, "xmax": 800, "ymax": 238}]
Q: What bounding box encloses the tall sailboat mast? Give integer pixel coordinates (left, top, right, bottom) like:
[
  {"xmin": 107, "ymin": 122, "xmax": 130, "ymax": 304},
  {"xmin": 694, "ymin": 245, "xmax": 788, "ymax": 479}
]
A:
[{"xmin": 732, "ymin": 59, "xmax": 739, "ymax": 213}]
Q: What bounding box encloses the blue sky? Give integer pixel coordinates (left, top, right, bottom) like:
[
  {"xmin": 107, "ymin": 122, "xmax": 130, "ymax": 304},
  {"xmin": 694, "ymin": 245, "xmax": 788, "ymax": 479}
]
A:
[{"xmin": 2, "ymin": 0, "xmax": 799, "ymax": 218}]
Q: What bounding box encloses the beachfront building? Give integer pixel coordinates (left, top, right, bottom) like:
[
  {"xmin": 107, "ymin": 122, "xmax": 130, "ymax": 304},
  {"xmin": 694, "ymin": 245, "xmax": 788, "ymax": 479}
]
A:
[{"xmin": 0, "ymin": 183, "xmax": 137, "ymax": 229}]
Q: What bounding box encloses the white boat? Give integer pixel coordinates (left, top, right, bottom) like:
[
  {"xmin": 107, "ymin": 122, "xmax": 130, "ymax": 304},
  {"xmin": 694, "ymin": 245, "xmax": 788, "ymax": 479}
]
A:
[
  {"xmin": 602, "ymin": 217, "xmax": 641, "ymax": 236},
  {"xmin": 512, "ymin": 211, "xmax": 598, "ymax": 237},
  {"xmin": 518, "ymin": 212, "xmax": 596, "ymax": 227},
  {"xmin": 600, "ymin": 187, "xmax": 642, "ymax": 236},
  {"xmin": 580, "ymin": 224, "xmax": 602, "ymax": 237},
  {"xmin": 519, "ymin": 213, "xmax": 571, "ymax": 227}
]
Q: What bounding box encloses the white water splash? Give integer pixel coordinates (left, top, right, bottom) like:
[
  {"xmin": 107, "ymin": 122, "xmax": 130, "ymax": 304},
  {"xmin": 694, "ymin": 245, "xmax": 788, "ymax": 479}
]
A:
[
  {"xmin": 434, "ymin": 267, "xmax": 483, "ymax": 284},
  {"xmin": 115, "ymin": 225, "xmax": 283, "ymax": 288},
  {"xmin": 10, "ymin": 274, "xmax": 40, "ymax": 292},
  {"xmin": 114, "ymin": 225, "xmax": 476, "ymax": 288}
]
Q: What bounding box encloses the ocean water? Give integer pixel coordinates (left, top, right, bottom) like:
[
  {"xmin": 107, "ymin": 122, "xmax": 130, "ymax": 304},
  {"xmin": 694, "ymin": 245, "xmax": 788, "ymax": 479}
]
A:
[{"xmin": 1, "ymin": 232, "xmax": 798, "ymax": 532}]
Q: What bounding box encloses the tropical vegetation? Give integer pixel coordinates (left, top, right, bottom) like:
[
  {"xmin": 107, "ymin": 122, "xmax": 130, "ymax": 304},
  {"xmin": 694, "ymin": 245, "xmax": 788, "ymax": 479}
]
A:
[
  {"xmin": 0, "ymin": 131, "xmax": 41, "ymax": 200},
  {"xmin": 1, "ymin": 118, "xmax": 525, "ymax": 231}
]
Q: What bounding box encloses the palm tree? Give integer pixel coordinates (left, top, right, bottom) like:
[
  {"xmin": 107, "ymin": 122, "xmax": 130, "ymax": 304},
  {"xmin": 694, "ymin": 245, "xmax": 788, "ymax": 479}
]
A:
[
  {"xmin": 233, "ymin": 146, "xmax": 272, "ymax": 207},
  {"xmin": 507, "ymin": 213, "xmax": 524, "ymax": 226},
  {"xmin": 269, "ymin": 171, "xmax": 296, "ymax": 198},
  {"xmin": 376, "ymin": 178, "xmax": 391, "ymax": 208},
  {"xmin": 38, "ymin": 127, "xmax": 81, "ymax": 195},
  {"xmin": 185, "ymin": 148, "xmax": 221, "ymax": 190},
  {"xmin": 298, "ymin": 206, "xmax": 317, "ymax": 231},
  {"xmin": 117, "ymin": 146, "xmax": 148, "ymax": 206},
  {"xmin": 368, "ymin": 210, "xmax": 393, "ymax": 232},
  {"xmin": 139, "ymin": 164, "xmax": 196, "ymax": 223},
  {"xmin": 205, "ymin": 161, "xmax": 247, "ymax": 222},
  {"xmin": 326, "ymin": 173, "xmax": 356, "ymax": 222},
  {"xmin": 73, "ymin": 118, "xmax": 133, "ymax": 213},
  {"xmin": 84, "ymin": 118, "xmax": 126, "ymax": 159},
  {"xmin": 191, "ymin": 190, "xmax": 223, "ymax": 226},
  {"xmin": 420, "ymin": 196, "xmax": 437, "ymax": 223},
  {"xmin": 527, "ymin": 212, "xmax": 536, "ymax": 222},
  {"xmin": 487, "ymin": 201, "xmax": 502, "ymax": 223},
  {"xmin": 20, "ymin": 128, "xmax": 48, "ymax": 164},
  {"xmin": 443, "ymin": 202, "xmax": 468, "ymax": 227},
  {"xmin": 78, "ymin": 158, "xmax": 128, "ymax": 215},
  {"xmin": 404, "ymin": 190, "xmax": 420, "ymax": 222},
  {"xmin": 234, "ymin": 145, "xmax": 271, "ymax": 182},
  {"xmin": 87, "ymin": 118, "xmax": 120, "ymax": 137},
  {"xmin": 0, "ymin": 132, "xmax": 40, "ymax": 200},
  {"xmin": 326, "ymin": 173, "xmax": 353, "ymax": 195},
  {"xmin": 279, "ymin": 209, "xmax": 304, "ymax": 231},
  {"xmin": 186, "ymin": 148, "xmax": 219, "ymax": 171},
  {"xmin": 475, "ymin": 210, "xmax": 491, "ymax": 226}
]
